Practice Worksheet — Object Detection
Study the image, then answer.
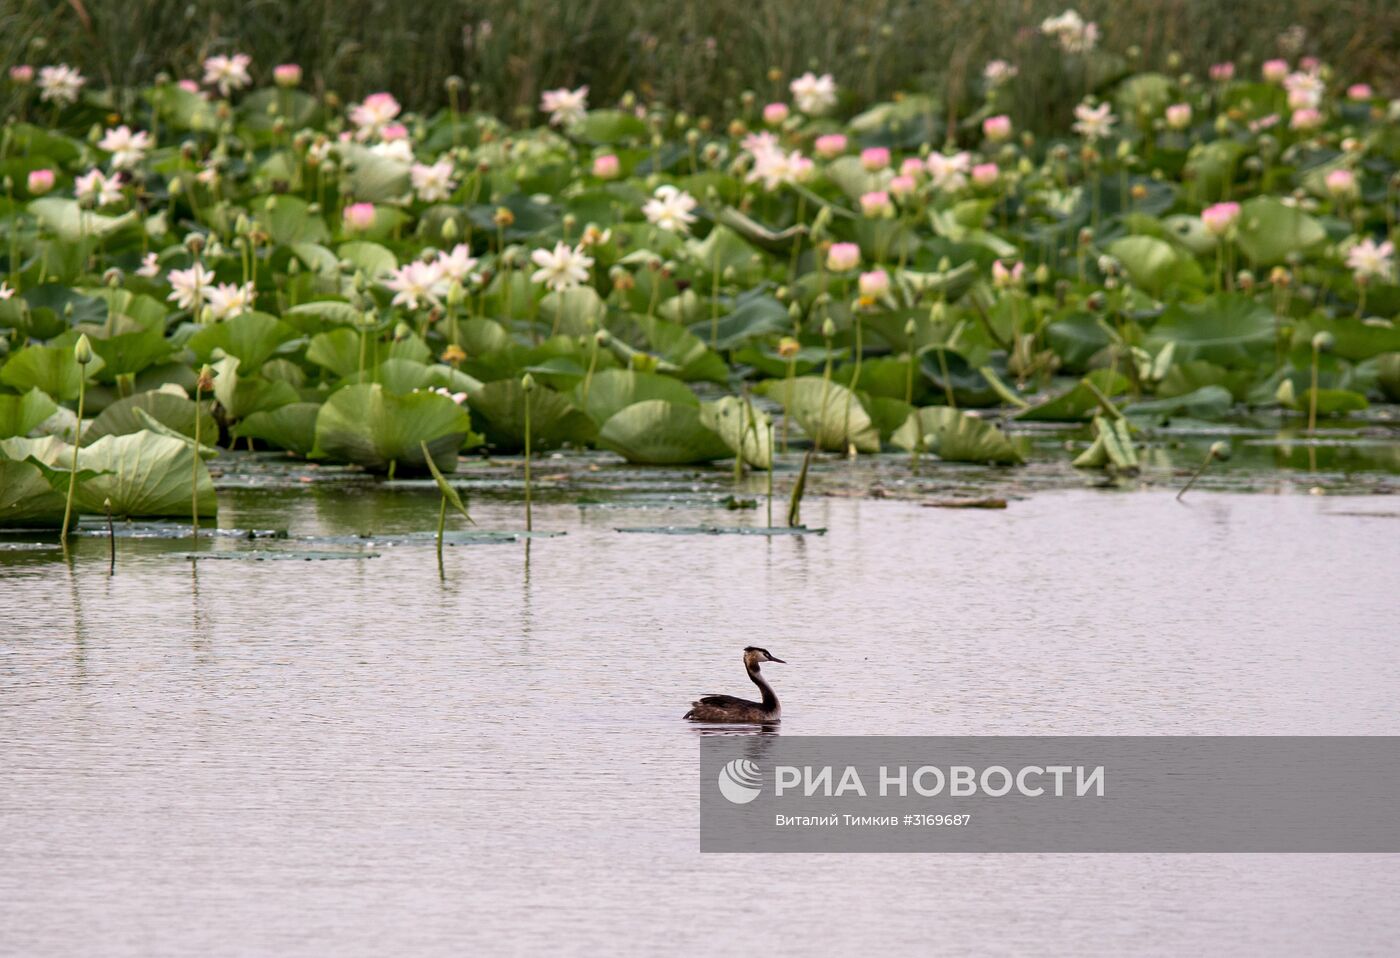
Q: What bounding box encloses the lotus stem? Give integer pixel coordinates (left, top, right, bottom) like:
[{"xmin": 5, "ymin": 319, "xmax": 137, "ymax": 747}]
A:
[
  {"xmin": 105, "ymin": 497, "xmax": 115, "ymax": 575},
  {"xmin": 1178, "ymin": 441, "xmax": 1230, "ymax": 502},
  {"xmin": 781, "ymin": 355, "xmax": 796, "ymax": 454},
  {"xmin": 436, "ymin": 495, "xmax": 447, "ymax": 578},
  {"xmin": 61, "ymin": 336, "xmax": 92, "ymax": 553},
  {"xmin": 522, "ymin": 373, "xmax": 535, "ymax": 532},
  {"xmin": 845, "ymin": 311, "xmax": 863, "ymax": 459},
  {"xmin": 787, "ymin": 448, "xmax": 813, "ymax": 528},
  {"xmin": 1308, "ymin": 336, "xmax": 1324, "ymax": 436},
  {"xmin": 767, "ymin": 422, "xmax": 775, "ymax": 529}
]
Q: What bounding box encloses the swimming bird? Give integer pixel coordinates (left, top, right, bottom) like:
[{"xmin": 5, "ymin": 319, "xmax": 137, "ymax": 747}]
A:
[{"xmin": 684, "ymin": 647, "xmax": 786, "ymax": 723}]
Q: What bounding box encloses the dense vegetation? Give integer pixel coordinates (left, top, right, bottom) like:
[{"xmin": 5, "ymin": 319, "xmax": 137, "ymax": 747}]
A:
[{"xmin": 1, "ymin": 7, "xmax": 1398, "ymax": 528}]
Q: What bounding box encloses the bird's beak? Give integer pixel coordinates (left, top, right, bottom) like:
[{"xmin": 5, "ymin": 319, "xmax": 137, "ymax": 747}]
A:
[{"xmin": 768, "ymin": 655, "xmax": 787, "ymax": 664}]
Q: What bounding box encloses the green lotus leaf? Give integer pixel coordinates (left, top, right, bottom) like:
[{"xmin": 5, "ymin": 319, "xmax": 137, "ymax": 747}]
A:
[
  {"xmin": 770, "ymin": 376, "xmax": 880, "ymax": 453},
  {"xmin": 1146, "ymin": 294, "xmax": 1276, "ymax": 366},
  {"xmin": 8, "ymin": 430, "xmax": 216, "ymax": 518},
  {"xmin": 1234, "ymin": 197, "xmax": 1327, "ymax": 267},
  {"xmin": 233, "ymin": 402, "xmax": 322, "ymax": 456},
  {"xmin": 0, "ymin": 344, "xmax": 105, "ymax": 401},
  {"xmin": 1107, "ymin": 235, "xmax": 1205, "ymax": 295},
  {"xmin": 1073, "ymin": 415, "xmax": 1139, "ymax": 472},
  {"xmin": 694, "ymin": 291, "xmax": 789, "ymax": 351},
  {"xmin": 575, "ymin": 369, "xmax": 697, "ymax": 425},
  {"xmin": 211, "ymin": 356, "xmax": 300, "ymax": 421},
  {"xmin": 0, "ymin": 388, "xmax": 58, "ymax": 439},
  {"xmin": 314, "ymin": 383, "xmax": 478, "ymax": 473},
  {"xmin": 918, "ymin": 348, "xmax": 1000, "ymax": 407},
  {"xmin": 306, "ymin": 327, "xmax": 364, "ymax": 378},
  {"xmin": 891, "ymin": 407, "xmax": 1023, "ymax": 464},
  {"xmin": 338, "ymin": 144, "xmax": 411, "ymax": 203},
  {"xmin": 188, "ymin": 312, "xmax": 298, "ymax": 373},
  {"xmin": 1046, "ymin": 313, "xmax": 1113, "ymax": 373},
  {"xmin": 0, "ymin": 456, "xmax": 67, "ymax": 527},
  {"xmin": 1379, "ymin": 353, "xmax": 1400, "ymax": 403},
  {"xmin": 336, "ymin": 240, "xmax": 398, "ymax": 277},
  {"xmin": 1123, "ymin": 386, "xmax": 1234, "ymax": 420},
  {"xmin": 1016, "ymin": 370, "xmax": 1131, "ymax": 422},
  {"xmin": 1292, "ymin": 316, "xmax": 1400, "ymax": 362},
  {"xmin": 572, "ymin": 110, "xmax": 649, "ymax": 145},
  {"xmin": 83, "ymin": 391, "xmax": 216, "ymax": 445},
  {"xmin": 597, "ymin": 399, "xmax": 731, "ymax": 464},
  {"xmin": 257, "ymin": 195, "xmax": 331, "ymax": 246},
  {"xmin": 467, "ymin": 378, "xmax": 596, "ymax": 452},
  {"xmin": 285, "ymin": 300, "xmax": 364, "ymax": 330},
  {"xmin": 700, "ymin": 396, "xmax": 771, "ymax": 468},
  {"xmin": 29, "ymin": 198, "xmax": 139, "ymax": 243}
]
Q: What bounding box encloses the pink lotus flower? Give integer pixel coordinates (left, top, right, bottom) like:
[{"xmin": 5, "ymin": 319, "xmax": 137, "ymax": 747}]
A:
[
  {"xmin": 178, "ymin": 79, "xmax": 202, "ymax": 96},
  {"xmin": 1325, "ymin": 168, "xmax": 1357, "ymax": 197},
  {"xmin": 27, "ymin": 169, "xmax": 55, "ymax": 196},
  {"xmin": 380, "ymin": 123, "xmax": 409, "ymax": 142},
  {"xmin": 593, "ymin": 154, "xmax": 620, "ymax": 179},
  {"xmin": 350, "ymin": 92, "xmax": 401, "ymax": 135},
  {"xmin": 1300, "ymin": 56, "xmax": 1321, "ymax": 72},
  {"xmin": 1209, "ymin": 62, "xmax": 1235, "ymax": 82},
  {"xmin": 899, "ymin": 157, "xmax": 924, "ymax": 178},
  {"xmin": 762, "ymin": 102, "xmax": 790, "ymax": 126},
  {"xmin": 342, "ymin": 202, "xmax": 376, "ymax": 231},
  {"xmin": 971, "ymin": 163, "xmax": 1000, "ymax": 188},
  {"xmin": 860, "ymin": 147, "xmax": 890, "ymax": 171},
  {"xmin": 814, "ymin": 134, "xmax": 847, "ymax": 158},
  {"xmin": 1165, "ymin": 103, "xmax": 1192, "ymax": 130},
  {"xmin": 992, "ymin": 260, "xmax": 1024, "ymax": 288},
  {"xmin": 859, "ymin": 191, "xmax": 893, "ymax": 217},
  {"xmin": 1262, "ymin": 59, "xmax": 1289, "ymax": 83},
  {"xmin": 1200, "ymin": 201, "xmax": 1241, "ymax": 236},
  {"xmin": 983, "ymin": 114, "xmax": 1012, "ymax": 142},
  {"xmin": 1290, "ymin": 108, "xmax": 1323, "ymax": 131},
  {"xmin": 9, "ymin": 65, "xmax": 33, "ymax": 84},
  {"xmin": 858, "ymin": 269, "xmax": 890, "ymax": 298},
  {"xmin": 273, "ymin": 64, "xmax": 302, "ymax": 88},
  {"xmin": 889, "ymin": 175, "xmax": 917, "ymax": 198},
  {"xmin": 1347, "ymin": 84, "xmax": 1373, "ymax": 101},
  {"xmin": 826, "ymin": 242, "xmax": 860, "ymax": 272}
]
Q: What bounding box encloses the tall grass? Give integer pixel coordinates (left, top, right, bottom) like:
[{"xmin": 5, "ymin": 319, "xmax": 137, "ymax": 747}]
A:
[{"xmin": 2, "ymin": 0, "xmax": 1396, "ymax": 125}]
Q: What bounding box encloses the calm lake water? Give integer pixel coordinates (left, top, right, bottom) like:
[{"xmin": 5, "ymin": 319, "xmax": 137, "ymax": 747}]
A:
[{"xmin": 3, "ymin": 486, "xmax": 1399, "ymax": 955}]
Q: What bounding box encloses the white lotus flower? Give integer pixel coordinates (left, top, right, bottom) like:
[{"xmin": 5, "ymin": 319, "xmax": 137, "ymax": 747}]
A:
[
  {"xmin": 411, "ymin": 158, "xmax": 457, "ymax": 202},
  {"xmin": 383, "ymin": 260, "xmax": 449, "ymax": 310},
  {"xmin": 436, "ymin": 245, "xmax": 481, "ymax": 286},
  {"xmin": 529, "ymin": 242, "xmax": 593, "ymax": 291},
  {"xmin": 205, "ymin": 282, "xmax": 256, "ymax": 321},
  {"xmin": 1072, "ymin": 102, "xmax": 1116, "ymax": 140},
  {"xmin": 540, "ymin": 86, "xmax": 588, "ymax": 127},
  {"xmin": 642, "ymin": 185, "xmax": 698, "ymax": 234},
  {"xmin": 167, "ymin": 262, "xmax": 216, "ymax": 311},
  {"xmin": 98, "ymin": 126, "xmax": 153, "ymax": 170},
  {"xmin": 789, "ymin": 72, "xmax": 837, "ymax": 115},
  {"xmin": 202, "ymin": 54, "xmax": 252, "ymax": 97},
  {"xmin": 38, "ymin": 64, "xmax": 85, "ymax": 106},
  {"xmin": 74, "ymin": 169, "xmax": 123, "ymax": 208}
]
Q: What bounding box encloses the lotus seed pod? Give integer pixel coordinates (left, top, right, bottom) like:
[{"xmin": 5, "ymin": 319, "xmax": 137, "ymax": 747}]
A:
[
  {"xmin": 197, "ymin": 364, "xmax": 215, "ymax": 391},
  {"xmin": 521, "ymin": 372, "xmax": 536, "ymax": 392},
  {"xmin": 73, "ymin": 334, "xmax": 93, "ymax": 365}
]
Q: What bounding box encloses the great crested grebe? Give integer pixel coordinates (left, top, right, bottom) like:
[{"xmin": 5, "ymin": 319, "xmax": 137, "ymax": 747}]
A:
[{"xmin": 684, "ymin": 647, "xmax": 786, "ymax": 723}]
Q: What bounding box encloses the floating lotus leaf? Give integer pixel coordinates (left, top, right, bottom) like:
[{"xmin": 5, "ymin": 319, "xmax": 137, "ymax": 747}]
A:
[
  {"xmin": 0, "ymin": 388, "xmax": 58, "ymax": 439},
  {"xmin": 700, "ymin": 396, "xmax": 772, "ymax": 468},
  {"xmin": 314, "ymin": 383, "xmax": 478, "ymax": 473},
  {"xmin": 1123, "ymin": 386, "xmax": 1234, "ymax": 420},
  {"xmin": 891, "ymin": 407, "xmax": 1023, "ymax": 464},
  {"xmin": 233, "ymin": 403, "xmax": 321, "ymax": 456},
  {"xmin": 597, "ymin": 399, "xmax": 731, "ymax": 464},
  {"xmin": 695, "ymin": 291, "xmax": 790, "ymax": 351},
  {"xmin": 82, "ymin": 391, "xmax": 216, "ymax": 445},
  {"xmin": 467, "ymin": 378, "xmax": 596, "ymax": 452}
]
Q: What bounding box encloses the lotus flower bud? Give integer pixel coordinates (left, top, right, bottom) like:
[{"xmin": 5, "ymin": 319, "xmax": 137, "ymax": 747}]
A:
[
  {"xmin": 1312, "ymin": 331, "xmax": 1334, "ymax": 352},
  {"xmin": 778, "ymin": 337, "xmax": 800, "ymax": 359},
  {"xmin": 903, "ymin": 318, "xmax": 916, "ymax": 338},
  {"xmin": 74, "ymin": 334, "xmax": 94, "ymax": 365},
  {"xmin": 1209, "ymin": 440, "xmax": 1231, "ymax": 461},
  {"xmin": 521, "ymin": 372, "xmax": 536, "ymax": 392},
  {"xmin": 821, "ymin": 317, "xmax": 836, "ymax": 339},
  {"xmin": 441, "ymin": 218, "xmax": 459, "ymax": 241},
  {"xmin": 103, "ymin": 268, "xmax": 122, "ymax": 287}
]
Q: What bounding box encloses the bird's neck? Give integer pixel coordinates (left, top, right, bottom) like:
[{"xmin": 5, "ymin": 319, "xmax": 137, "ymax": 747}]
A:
[{"xmin": 747, "ymin": 663, "xmax": 778, "ymax": 711}]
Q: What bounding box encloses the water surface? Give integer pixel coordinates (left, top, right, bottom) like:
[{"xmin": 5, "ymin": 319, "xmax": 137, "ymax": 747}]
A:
[{"xmin": 3, "ymin": 488, "xmax": 1398, "ymax": 955}]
